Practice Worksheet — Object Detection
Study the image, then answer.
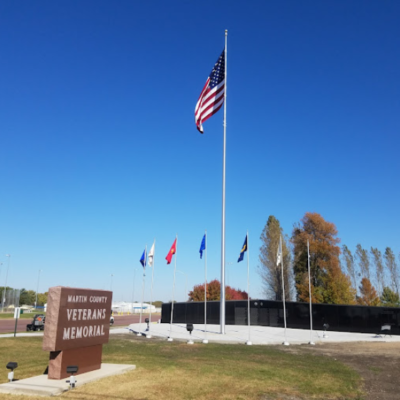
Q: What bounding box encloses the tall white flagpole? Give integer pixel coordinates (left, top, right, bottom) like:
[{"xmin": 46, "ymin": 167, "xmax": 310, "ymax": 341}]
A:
[
  {"xmin": 203, "ymin": 231, "xmax": 208, "ymax": 344},
  {"xmin": 308, "ymin": 239, "xmax": 315, "ymax": 345},
  {"xmin": 245, "ymin": 232, "xmax": 252, "ymax": 345},
  {"xmin": 281, "ymin": 235, "xmax": 289, "ymax": 346},
  {"xmin": 147, "ymin": 240, "xmax": 156, "ymax": 339},
  {"xmin": 220, "ymin": 29, "xmax": 228, "ymax": 335},
  {"xmin": 168, "ymin": 235, "xmax": 178, "ymax": 341},
  {"xmin": 138, "ymin": 245, "xmax": 146, "ymax": 336}
]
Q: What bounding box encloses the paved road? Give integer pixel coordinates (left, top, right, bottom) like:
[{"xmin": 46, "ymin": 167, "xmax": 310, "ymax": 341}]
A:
[{"xmin": 0, "ymin": 313, "xmax": 160, "ymax": 334}]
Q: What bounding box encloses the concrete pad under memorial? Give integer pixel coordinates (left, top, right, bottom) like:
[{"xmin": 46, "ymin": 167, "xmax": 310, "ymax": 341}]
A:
[
  {"xmin": 0, "ymin": 364, "xmax": 136, "ymax": 397},
  {"xmin": 43, "ymin": 286, "xmax": 112, "ymax": 379}
]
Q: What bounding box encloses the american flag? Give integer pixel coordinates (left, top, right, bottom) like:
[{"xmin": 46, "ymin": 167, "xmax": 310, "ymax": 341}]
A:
[{"xmin": 194, "ymin": 49, "xmax": 225, "ymax": 133}]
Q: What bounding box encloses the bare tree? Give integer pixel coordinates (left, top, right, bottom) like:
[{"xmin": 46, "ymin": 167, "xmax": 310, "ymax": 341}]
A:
[
  {"xmin": 342, "ymin": 245, "xmax": 358, "ymax": 293},
  {"xmin": 370, "ymin": 247, "xmax": 384, "ymax": 295},
  {"xmin": 384, "ymin": 247, "xmax": 399, "ymax": 294},
  {"xmin": 355, "ymin": 244, "xmax": 370, "ymax": 281},
  {"xmin": 258, "ymin": 215, "xmax": 292, "ymax": 300}
]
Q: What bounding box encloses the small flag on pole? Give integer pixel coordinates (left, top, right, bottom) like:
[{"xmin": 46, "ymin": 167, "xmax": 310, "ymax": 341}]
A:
[
  {"xmin": 237, "ymin": 235, "xmax": 248, "ymax": 263},
  {"xmin": 199, "ymin": 234, "xmax": 206, "ymax": 259},
  {"xmin": 276, "ymin": 241, "xmax": 282, "ymax": 266},
  {"xmin": 194, "ymin": 49, "xmax": 225, "ymax": 133},
  {"xmin": 140, "ymin": 249, "xmax": 147, "ymax": 268},
  {"xmin": 148, "ymin": 242, "xmax": 155, "ymax": 267},
  {"xmin": 166, "ymin": 239, "xmax": 177, "ymax": 264}
]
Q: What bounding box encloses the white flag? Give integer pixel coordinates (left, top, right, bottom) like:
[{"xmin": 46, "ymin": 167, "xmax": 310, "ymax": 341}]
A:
[
  {"xmin": 148, "ymin": 242, "xmax": 155, "ymax": 267},
  {"xmin": 276, "ymin": 241, "xmax": 282, "ymax": 266},
  {"xmin": 276, "ymin": 245, "xmax": 282, "ymax": 266}
]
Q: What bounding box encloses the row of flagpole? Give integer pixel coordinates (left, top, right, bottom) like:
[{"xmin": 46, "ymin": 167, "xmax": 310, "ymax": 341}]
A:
[
  {"xmin": 276, "ymin": 237, "xmax": 315, "ymax": 346},
  {"xmin": 134, "ymin": 230, "xmax": 252, "ymax": 343},
  {"xmin": 135, "ymin": 241, "xmax": 156, "ymax": 337},
  {"xmin": 134, "ymin": 233, "xmax": 315, "ymax": 345}
]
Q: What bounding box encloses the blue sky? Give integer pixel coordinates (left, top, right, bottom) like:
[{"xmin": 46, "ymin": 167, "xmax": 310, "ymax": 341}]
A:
[{"xmin": 1, "ymin": 1, "xmax": 399, "ymax": 303}]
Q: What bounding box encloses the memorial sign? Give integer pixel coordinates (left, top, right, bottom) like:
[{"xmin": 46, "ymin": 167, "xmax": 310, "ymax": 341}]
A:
[{"xmin": 43, "ymin": 286, "xmax": 112, "ymax": 379}]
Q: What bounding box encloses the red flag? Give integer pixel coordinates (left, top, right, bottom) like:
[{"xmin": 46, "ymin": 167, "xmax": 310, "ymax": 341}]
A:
[{"xmin": 165, "ymin": 238, "xmax": 177, "ymax": 264}]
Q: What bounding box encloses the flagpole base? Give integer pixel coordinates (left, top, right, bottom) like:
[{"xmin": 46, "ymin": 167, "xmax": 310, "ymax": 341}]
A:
[
  {"xmin": 202, "ymin": 339, "xmax": 209, "ymax": 344},
  {"xmin": 187, "ymin": 340, "xmax": 194, "ymax": 345},
  {"xmin": 245, "ymin": 341, "xmax": 252, "ymax": 346},
  {"xmin": 308, "ymin": 341, "xmax": 315, "ymax": 346},
  {"xmin": 282, "ymin": 341, "xmax": 290, "ymax": 346},
  {"xmin": 167, "ymin": 337, "xmax": 173, "ymax": 342}
]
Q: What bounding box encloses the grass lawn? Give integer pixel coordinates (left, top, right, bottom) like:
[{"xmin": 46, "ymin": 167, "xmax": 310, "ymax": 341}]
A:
[
  {"xmin": 0, "ymin": 334, "xmax": 363, "ymax": 400},
  {"xmin": 0, "ymin": 312, "xmax": 45, "ymax": 320}
]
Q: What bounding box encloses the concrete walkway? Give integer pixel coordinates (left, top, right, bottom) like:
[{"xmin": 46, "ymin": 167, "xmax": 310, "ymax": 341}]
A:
[{"xmin": 128, "ymin": 322, "xmax": 400, "ymax": 345}]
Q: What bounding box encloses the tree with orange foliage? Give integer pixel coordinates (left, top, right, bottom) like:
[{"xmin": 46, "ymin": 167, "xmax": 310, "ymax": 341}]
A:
[
  {"xmin": 188, "ymin": 279, "xmax": 248, "ymax": 301},
  {"xmin": 292, "ymin": 212, "xmax": 356, "ymax": 305},
  {"xmin": 357, "ymin": 277, "xmax": 380, "ymax": 306}
]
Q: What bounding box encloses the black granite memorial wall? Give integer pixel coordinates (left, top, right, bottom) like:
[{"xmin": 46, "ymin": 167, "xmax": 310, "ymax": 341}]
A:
[{"xmin": 161, "ymin": 300, "xmax": 400, "ymax": 335}]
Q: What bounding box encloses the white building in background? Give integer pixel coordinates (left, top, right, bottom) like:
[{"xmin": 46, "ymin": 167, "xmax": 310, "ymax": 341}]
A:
[{"xmin": 112, "ymin": 301, "xmax": 159, "ymax": 313}]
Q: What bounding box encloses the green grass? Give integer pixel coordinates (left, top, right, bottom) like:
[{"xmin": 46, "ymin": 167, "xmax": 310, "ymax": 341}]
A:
[
  {"xmin": 0, "ymin": 312, "xmax": 45, "ymax": 320},
  {"xmin": 0, "ymin": 335, "xmax": 363, "ymax": 400}
]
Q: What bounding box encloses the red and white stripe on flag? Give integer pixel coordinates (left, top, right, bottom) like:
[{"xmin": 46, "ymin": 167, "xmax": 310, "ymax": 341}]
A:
[{"xmin": 194, "ymin": 50, "xmax": 225, "ymax": 133}]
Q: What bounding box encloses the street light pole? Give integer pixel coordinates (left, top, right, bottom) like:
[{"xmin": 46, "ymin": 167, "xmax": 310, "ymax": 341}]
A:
[
  {"xmin": 2, "ymin": 255, "xmax": 11, "ymax": 311},
  {"xmin": 35, "ymin": 270, "xmax": 42, "ymax": 309}
]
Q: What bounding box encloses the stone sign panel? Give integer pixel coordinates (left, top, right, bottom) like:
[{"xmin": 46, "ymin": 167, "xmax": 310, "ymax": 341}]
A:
[{"xmin": 43, "ymin": 286, "xmax": 112, "ymax": 379}]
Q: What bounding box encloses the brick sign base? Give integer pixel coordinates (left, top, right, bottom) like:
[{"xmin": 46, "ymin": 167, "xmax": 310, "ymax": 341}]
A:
[{"xmin": 49, "ymin": 344, "xmax": 102, "ymax": 379}]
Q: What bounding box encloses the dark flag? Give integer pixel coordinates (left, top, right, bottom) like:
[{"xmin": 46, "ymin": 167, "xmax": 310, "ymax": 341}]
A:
[
  {"xmin": 199, "ymin": 234, "xmax": 206, "ymax": 259},
  {"xmin": 237, "ymin": 235, "xmax": 248, "ymax": 263},
  {"xmin": 140, "ymin": 249, "xmax": 146, "ymax": 268}
]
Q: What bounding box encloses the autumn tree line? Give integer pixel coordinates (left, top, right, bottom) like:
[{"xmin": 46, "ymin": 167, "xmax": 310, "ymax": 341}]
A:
[{"xmin": 260, "ymin": 212, "xmax": 400, "ymax": 307}]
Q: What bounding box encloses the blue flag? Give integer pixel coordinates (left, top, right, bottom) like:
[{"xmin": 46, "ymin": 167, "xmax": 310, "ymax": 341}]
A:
[
  {"xmin": 237, "ymin": 235, "xmax": 248, "ymax": 263},
  {"xmin": 199, "ymin": 234, "xmax": 206, "ymax": 259},
  {"xmin": 140, "ymin": 249, "xmax": 147, "ymax": 268}
]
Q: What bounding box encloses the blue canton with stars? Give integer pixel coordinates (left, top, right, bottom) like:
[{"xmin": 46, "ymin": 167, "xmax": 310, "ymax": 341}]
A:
[{"xmin": 209, "ymin": 50, "xmax": 225, "ymax": 89}]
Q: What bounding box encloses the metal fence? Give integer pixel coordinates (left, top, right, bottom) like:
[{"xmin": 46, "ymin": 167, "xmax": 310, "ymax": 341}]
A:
[
  {"xmin": 1, "ymin": 288, "xmax": 21, "ymax": 311},
  {"xmin": 162, "ymin": 299, "xmax": 400, "ymax": 335}
]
